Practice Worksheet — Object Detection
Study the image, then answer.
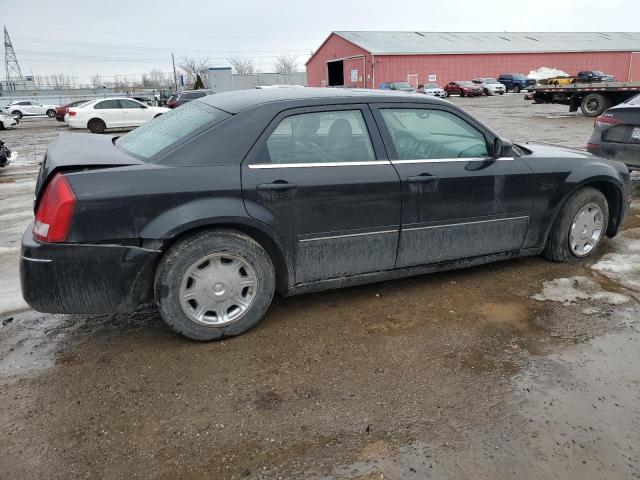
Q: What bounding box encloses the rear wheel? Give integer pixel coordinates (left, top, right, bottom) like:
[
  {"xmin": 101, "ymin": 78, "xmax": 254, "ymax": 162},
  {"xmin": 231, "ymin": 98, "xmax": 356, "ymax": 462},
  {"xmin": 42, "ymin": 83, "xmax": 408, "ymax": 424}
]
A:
[
  {"xmin": 46, "ymin": 109, "xmax": 56, "ymax": 118},
  {"xmin": 544, "ymin": 187, "xmax": 608, "ymax": 262},
  {"xmin": 580, "ymin": 93, "xmax": 610, "ymax": 117},
  {"xmin": 513, "ymin": 85, "xmax": 521, "ymax": 93},
  {"xmin": 87, "ymin": 118, "xmax": 106, "ymax": 134},
  {"xmin": 156, "ymin": 229, "xmax": 276, "ymax": 341}
]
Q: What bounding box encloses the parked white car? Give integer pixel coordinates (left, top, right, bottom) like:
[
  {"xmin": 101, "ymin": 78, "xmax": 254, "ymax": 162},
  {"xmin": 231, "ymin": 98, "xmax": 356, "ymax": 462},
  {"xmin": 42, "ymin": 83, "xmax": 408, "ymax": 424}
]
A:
[
  {"xmin": 3, "ymin": 100, "xmax": 59, "ymax": 119},
  {"xmin": 66, "ymin": 97, "xmax": 169, "ymax": 133},
  {"xmin": 417, "ymin": 82, "xmax": 446, "ymax": 98},
  {"xmin": 472, "ymin": 78, "xmax": 506, "ymax": 96},
  {"xmin": 0, "ymin": 113, "xmax": 18, "ymax": 129}
]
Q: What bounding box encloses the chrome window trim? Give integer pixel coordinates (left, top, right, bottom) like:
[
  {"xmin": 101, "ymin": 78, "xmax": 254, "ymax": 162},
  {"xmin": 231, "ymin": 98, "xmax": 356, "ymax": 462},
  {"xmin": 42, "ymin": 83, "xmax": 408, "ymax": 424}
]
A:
[
  {"xmin": 299, "ymin": 229, "xmax": 398, "ymax": 242},
  {"xmin": 248, "ymin": 157, "xmax": 515, "ymax": 169},
  {"xmin": 248, "ymin": 161, "xmax": 390, "ymax": 169},
  {"xmin": 403, "ymin": 215, "xmax": 529, "ymax": 232},
  {"xmin": 392, "ymin": 156, "xmax": 514, "ymax": 164}
]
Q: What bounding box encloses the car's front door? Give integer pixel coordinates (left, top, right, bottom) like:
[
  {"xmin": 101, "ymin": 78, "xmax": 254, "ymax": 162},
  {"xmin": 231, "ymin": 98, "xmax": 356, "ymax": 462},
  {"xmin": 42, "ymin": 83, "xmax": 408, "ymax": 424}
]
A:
[
  {"xmin": 372, "ymin": 103, "xmax": 535, "ymax": 268},
  {"xmin": 242, "ymin": 105, "xmax": 401, "ymax": 285}
]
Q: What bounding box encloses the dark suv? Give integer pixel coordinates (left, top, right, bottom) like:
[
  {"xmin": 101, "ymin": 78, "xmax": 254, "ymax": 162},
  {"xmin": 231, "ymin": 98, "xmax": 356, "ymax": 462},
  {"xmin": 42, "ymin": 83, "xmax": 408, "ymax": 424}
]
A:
[
  {"xmin": 166, "ymin": 90, "xmax": 213, "ymax": 108},
  {"xmin": 21, "ymin": 88, "xmax": 630, "ymax": 341},
  {"xmin": 497, "ymin": 74, "xmax": 536, "ymax": 93}
]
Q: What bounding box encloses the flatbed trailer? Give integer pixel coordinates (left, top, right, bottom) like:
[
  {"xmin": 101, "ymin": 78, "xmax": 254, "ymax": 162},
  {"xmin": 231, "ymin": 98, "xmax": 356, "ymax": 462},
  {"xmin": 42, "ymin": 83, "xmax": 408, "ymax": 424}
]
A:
[{"xmin": 528, "ymin": 81, "xmax": 640, "ymax": 117}]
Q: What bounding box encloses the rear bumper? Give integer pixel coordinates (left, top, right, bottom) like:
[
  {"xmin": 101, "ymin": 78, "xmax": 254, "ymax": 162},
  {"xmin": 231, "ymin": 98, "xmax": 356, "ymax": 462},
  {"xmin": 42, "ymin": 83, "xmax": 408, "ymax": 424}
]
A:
[
  {"xmin": 588, "ymin": 140, "xmax": 640, "ymax": 170},
  {"xmin": 20, "ymin": 225, "xmax": 160, "ymax": 314}
]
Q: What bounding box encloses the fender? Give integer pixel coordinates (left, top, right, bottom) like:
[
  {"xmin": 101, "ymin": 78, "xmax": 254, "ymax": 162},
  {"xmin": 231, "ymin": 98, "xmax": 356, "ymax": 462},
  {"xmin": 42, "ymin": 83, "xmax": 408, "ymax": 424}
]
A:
[
  {"xmin": 543, "ymin": 168, "xmax": 626, "ymax": 244},
  {"xmin": 139, "ymin": 196, "xmax": 295, "ymax": 292}
]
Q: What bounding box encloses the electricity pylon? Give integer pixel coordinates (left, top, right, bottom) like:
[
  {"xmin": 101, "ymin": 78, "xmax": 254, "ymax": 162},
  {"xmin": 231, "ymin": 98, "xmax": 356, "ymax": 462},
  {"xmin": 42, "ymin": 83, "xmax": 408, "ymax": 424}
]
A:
[{"xmin": 4, "ymin": 26, "xmax": 26, "ymax": 89}]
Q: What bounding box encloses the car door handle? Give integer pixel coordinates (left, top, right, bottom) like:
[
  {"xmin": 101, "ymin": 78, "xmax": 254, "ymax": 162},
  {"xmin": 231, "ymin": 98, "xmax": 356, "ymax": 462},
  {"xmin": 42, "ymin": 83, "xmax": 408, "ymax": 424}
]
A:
[
  {"xmin": 256, "ymin": 181, "xmax": 297, "ymax": 192},
  {"xmin": 406, "ymin": 174, "xmax": 438, "ymax": 183}
]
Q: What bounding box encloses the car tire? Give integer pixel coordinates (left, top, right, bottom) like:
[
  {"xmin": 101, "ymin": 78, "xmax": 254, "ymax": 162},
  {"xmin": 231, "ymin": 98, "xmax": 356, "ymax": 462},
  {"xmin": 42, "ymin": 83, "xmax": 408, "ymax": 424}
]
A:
[
  {"xmin": 88, "ymin": 118, "xmax": 106, "ymax": 134},
  {"xmin": 154, "ymin": 113, "xmax": 163, "ymax": 118},
  {"xmin": 513, "ymin": 85, "xmax": 521, "ymax": 93},
  {"xmin": 155, "ymin": 229, "xmax": 276, "ymax": 341},
  {"xmin": 11, "ymin": 110, "xmax": 22, "ymax": 119},
  {"xmin": 544, "ymin": 187, "xmax": 609, "ymax": 263},
  {"xmin": 55, "ymin": 117, "xmax": 64, "ymax": 122},
  {"xmin": 484, "ymin": 88, "xmax": 490, "ymax": 96},
  {"xmin": 445, "ymin": 91, "xmax": 450, "ymax": 98},
  {"xmin": 460, "ymin": 91, "xmax": 465, "ymax": 97},
  {"xmin": 46, "ymin": 109, "xmax": 56, "ymax": 118},
  {"xmin": 499, "ymin": 91, "xmax": 504, "ymax": 95}
]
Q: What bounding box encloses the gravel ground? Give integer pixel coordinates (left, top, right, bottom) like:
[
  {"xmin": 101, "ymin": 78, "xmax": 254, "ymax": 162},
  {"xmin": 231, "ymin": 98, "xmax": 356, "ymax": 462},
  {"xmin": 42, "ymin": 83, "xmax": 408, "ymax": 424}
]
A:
[{"xmin": 1, "ymin": 95, "xmax": 640, "ymax": 479}]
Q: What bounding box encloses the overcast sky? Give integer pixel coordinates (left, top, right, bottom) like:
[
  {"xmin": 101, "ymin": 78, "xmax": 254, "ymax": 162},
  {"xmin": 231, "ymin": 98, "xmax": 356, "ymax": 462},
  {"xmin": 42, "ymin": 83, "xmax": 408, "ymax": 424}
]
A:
[{"xmin": 3, "ymin": 0, "xmax": 639, "ymax": 83}]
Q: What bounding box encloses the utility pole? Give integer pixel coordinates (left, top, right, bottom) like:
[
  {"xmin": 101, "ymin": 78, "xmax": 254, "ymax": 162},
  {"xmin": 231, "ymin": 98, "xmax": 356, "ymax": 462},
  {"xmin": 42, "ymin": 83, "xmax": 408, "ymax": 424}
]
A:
[{"xmin": 171, "ymin": 52, "xmax": 178, "ymax": 91}]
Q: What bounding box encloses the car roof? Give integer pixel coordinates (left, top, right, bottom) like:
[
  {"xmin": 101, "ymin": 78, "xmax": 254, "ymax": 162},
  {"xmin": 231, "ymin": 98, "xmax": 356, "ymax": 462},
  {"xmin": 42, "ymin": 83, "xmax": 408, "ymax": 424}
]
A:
[{"xmin": 199, "ymin": 87, "xmax": 449, "ymax": 113}]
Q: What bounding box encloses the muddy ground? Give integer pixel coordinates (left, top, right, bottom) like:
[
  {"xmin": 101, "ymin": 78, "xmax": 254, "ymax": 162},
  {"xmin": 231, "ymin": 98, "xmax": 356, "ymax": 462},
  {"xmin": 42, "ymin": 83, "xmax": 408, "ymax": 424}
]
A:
[{"xmin": 1, "ymin": 94, "xmax": 639, "ymax": 479}]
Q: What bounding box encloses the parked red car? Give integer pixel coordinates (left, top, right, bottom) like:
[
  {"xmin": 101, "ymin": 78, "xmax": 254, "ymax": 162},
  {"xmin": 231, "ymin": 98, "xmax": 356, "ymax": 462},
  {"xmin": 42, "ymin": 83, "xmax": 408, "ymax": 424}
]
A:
[
  {"xmin": 55, "ymin": 100, "xmax": 89, "ymax": 122},
  {"xmin": 444, "ymin": 81, "xmax": 483, "ymax": 97}
]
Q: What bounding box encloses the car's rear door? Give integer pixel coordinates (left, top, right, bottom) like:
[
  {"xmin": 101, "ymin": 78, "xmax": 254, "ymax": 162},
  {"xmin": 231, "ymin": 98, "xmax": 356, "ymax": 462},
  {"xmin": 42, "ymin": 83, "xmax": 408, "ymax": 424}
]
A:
[
  {"xmin": 371, "ymin": 103, "xmax": 534, "ymax": 268},
  {"xmin": 242, "ymin": 104, "xmax": 401, "ymax": 285},
  {"xmin": 93, "ymin": 99, "xmax": 124, "ymax": 127},
  {"xmin": 119, "ymin": 99, "xmax": 149, "ymax": 126}
]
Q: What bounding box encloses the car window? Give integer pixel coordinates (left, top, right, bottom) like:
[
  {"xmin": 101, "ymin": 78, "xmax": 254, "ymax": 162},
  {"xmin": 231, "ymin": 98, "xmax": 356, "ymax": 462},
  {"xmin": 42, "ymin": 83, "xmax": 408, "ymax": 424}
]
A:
[
  {"xmin": 263, "ymin": 110, "xmax": 376, "ymax": 164},
  {"xmin": 95, "ymin": 100, "xmax": 121, "ymax": 109},
  {"xmin": 380, "ymin": 108, "xmax": 489, "ymax": 160},
  {"xmin": 18, "ymin": 101, "xmax": 30, "ymax": 105},
  {"xmin": 119, "ymin": 99, "xmax": 145, "ymax": 108},
  {"xmin": 116, "ymin": 100, "xmax": 229, "ymax": 160}
]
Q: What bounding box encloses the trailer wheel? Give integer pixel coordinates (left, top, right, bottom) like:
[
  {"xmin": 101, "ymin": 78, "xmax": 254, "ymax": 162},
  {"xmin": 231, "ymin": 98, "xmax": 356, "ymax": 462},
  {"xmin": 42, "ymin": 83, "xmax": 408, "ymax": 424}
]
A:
[{"xmin": 580, "ymin": 93, "xmax": 610, "ymax": 117}]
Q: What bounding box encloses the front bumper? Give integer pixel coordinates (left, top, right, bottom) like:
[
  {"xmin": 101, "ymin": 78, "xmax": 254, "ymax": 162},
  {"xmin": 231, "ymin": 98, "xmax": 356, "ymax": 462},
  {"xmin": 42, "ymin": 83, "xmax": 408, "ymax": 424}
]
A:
[{"xmin": 20, "ymin": 225, "xmax": 160, "ymax": 314}]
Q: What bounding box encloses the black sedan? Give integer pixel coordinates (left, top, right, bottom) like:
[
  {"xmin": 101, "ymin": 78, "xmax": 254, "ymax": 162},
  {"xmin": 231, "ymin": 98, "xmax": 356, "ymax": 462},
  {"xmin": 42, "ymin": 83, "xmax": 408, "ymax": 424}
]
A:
[
  {"xmin": 21, "ymin": 88, "xmax": 631, "ymax": 340},
  {"xmin": 587, "ymin": 93, "xmax": 640, "ymax": 170}
]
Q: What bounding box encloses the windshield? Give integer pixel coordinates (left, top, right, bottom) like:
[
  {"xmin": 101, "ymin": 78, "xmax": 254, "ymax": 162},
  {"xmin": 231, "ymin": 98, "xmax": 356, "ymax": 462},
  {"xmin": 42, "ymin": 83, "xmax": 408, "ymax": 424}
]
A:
[
  {"xmin": 116, "ymin": 101, "xmax": 230, "ymax": 160},
  {"xmin": 513, "ymin": 74, "xmax": 528, "ymax": 80},
  {"xmin": 592, "ymin": 71, "xmax": 605, "ymax": 76},
  {"xmin": 458, "ymin": 81, "xmax": 474, "ymax": 86},
  {"xmin": 393, "ymin": 82, "xmax": 413, "ymax": 89},
  {"xmin": 483, "ymin": 78, "xmax": 499, "ymax": 84},
  {"xmin": 424, "ymin": 83, "xmax": 439, "ymax": 89}
]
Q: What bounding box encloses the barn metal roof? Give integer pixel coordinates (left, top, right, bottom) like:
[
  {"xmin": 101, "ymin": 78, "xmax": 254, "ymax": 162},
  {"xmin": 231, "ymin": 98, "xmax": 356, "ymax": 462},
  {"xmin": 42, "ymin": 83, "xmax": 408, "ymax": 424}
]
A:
[{"xmin": 334, "ymin": 31, "xmax": 640, "ymax": 55}]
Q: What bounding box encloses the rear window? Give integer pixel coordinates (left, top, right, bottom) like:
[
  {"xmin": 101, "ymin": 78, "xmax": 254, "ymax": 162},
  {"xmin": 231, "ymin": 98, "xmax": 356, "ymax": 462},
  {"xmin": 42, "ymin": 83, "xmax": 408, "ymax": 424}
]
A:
[{"xmin": 116, "ymin": 100, "xmax": 230, "ymax": 160}]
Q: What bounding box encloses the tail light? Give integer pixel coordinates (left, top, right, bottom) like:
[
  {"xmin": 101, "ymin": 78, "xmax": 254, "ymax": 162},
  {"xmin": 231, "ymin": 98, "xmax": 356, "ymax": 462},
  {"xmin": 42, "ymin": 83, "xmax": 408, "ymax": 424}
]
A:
[
  {"xmin": 594, "ymin": 115, "xmax": 623, "ymax": 128},
  {"xmin": 68, "ymin": 110, "xmax": 77, "ymax": 117},
  {"xmin": 33, "ymin": 173, "xmax": 76, "ymax": 243}
]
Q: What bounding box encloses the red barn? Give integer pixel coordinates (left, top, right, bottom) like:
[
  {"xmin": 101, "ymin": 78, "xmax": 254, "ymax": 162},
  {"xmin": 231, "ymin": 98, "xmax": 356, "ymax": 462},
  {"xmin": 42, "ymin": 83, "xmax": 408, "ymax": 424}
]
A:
[{"xmin": 306, "ymin": 31, "xmax": 640, "ymax": 89}]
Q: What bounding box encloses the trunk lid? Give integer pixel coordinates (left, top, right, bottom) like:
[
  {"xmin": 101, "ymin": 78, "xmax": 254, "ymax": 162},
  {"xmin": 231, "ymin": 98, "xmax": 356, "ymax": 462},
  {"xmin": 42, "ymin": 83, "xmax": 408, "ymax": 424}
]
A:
[{"xmin": 36, "ymin": 133, "xmax": 143, "ymax": 197}]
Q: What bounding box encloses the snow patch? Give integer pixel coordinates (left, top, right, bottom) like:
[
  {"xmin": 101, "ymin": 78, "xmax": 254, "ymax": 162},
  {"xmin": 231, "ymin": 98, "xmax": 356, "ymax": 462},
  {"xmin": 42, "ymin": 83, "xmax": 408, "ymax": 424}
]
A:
[
  {"xmin": 532, "ymin": 276, "xmax": 629, "ymax": 306},
  {"xmin": 591, "ymin": 232, "xmax": 640, "ymax": 292},
  {"xmin": 527, "ymin": 67, "xmax": 569, "ymax": 80}
]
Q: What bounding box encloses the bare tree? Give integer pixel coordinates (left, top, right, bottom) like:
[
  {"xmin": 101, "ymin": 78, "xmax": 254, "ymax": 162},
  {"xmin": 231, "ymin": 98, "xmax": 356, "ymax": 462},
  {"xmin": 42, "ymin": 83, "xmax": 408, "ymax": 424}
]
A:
[
  {"xmin": 273, "ymin": 55, "xmax": 299, "ymax": 74},
  {"xmin": 91, "ymin": 74, "xmax": 103, "ymax": 88},
  {"xmin": 227, "ymin": 56, "xmax": 256, "ymax": 75},
  {"xmin": 179, "ymin": 57, "xmax": 210, "ymax": 88},
  {"xmin": 149, "ymin": 69, "xmax": 167, "ymax": 89}
]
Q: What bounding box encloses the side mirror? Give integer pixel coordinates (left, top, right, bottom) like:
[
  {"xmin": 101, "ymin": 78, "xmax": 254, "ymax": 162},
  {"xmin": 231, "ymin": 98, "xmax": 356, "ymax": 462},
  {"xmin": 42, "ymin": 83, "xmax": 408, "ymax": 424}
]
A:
[{"xmin": 493, "ymin": 137, "xmax": 513, "ymax": 159}]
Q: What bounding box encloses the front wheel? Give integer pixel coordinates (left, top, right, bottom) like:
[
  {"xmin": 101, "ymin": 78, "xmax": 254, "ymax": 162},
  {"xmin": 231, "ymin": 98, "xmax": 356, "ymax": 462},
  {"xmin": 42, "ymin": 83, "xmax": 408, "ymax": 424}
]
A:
[
  {"xmin": 513, "ymin": 85, "xmax": 521, "ymax": 93},
  {"xmin": 544, "ymin": 187, "xmax": 609, "ymax": 262},
  {"xmin": 46, "ymin": 109, "xmax": 56, "ymax": 118},
  {"xmin": 484, "ymin": 88, "xmax": 490, "ymax": 96},
  {"xmin": 156, "ymin": 230, "xmax": 276, "ymax": 341},
  {"xmin": 11, "ymin": 110, "xmax": 22, "ymax": 120}
]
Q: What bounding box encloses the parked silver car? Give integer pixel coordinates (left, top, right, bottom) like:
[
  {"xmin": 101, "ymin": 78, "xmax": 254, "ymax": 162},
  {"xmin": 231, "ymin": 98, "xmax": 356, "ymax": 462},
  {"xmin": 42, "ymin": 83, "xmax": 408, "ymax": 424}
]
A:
[
  {"xmin": 417, "ymin": 83, "xmax": 446, "ymax": 98},
  {"xmin": 472, "ymin": 78, "xmax": 506, "ymax": 96}
]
